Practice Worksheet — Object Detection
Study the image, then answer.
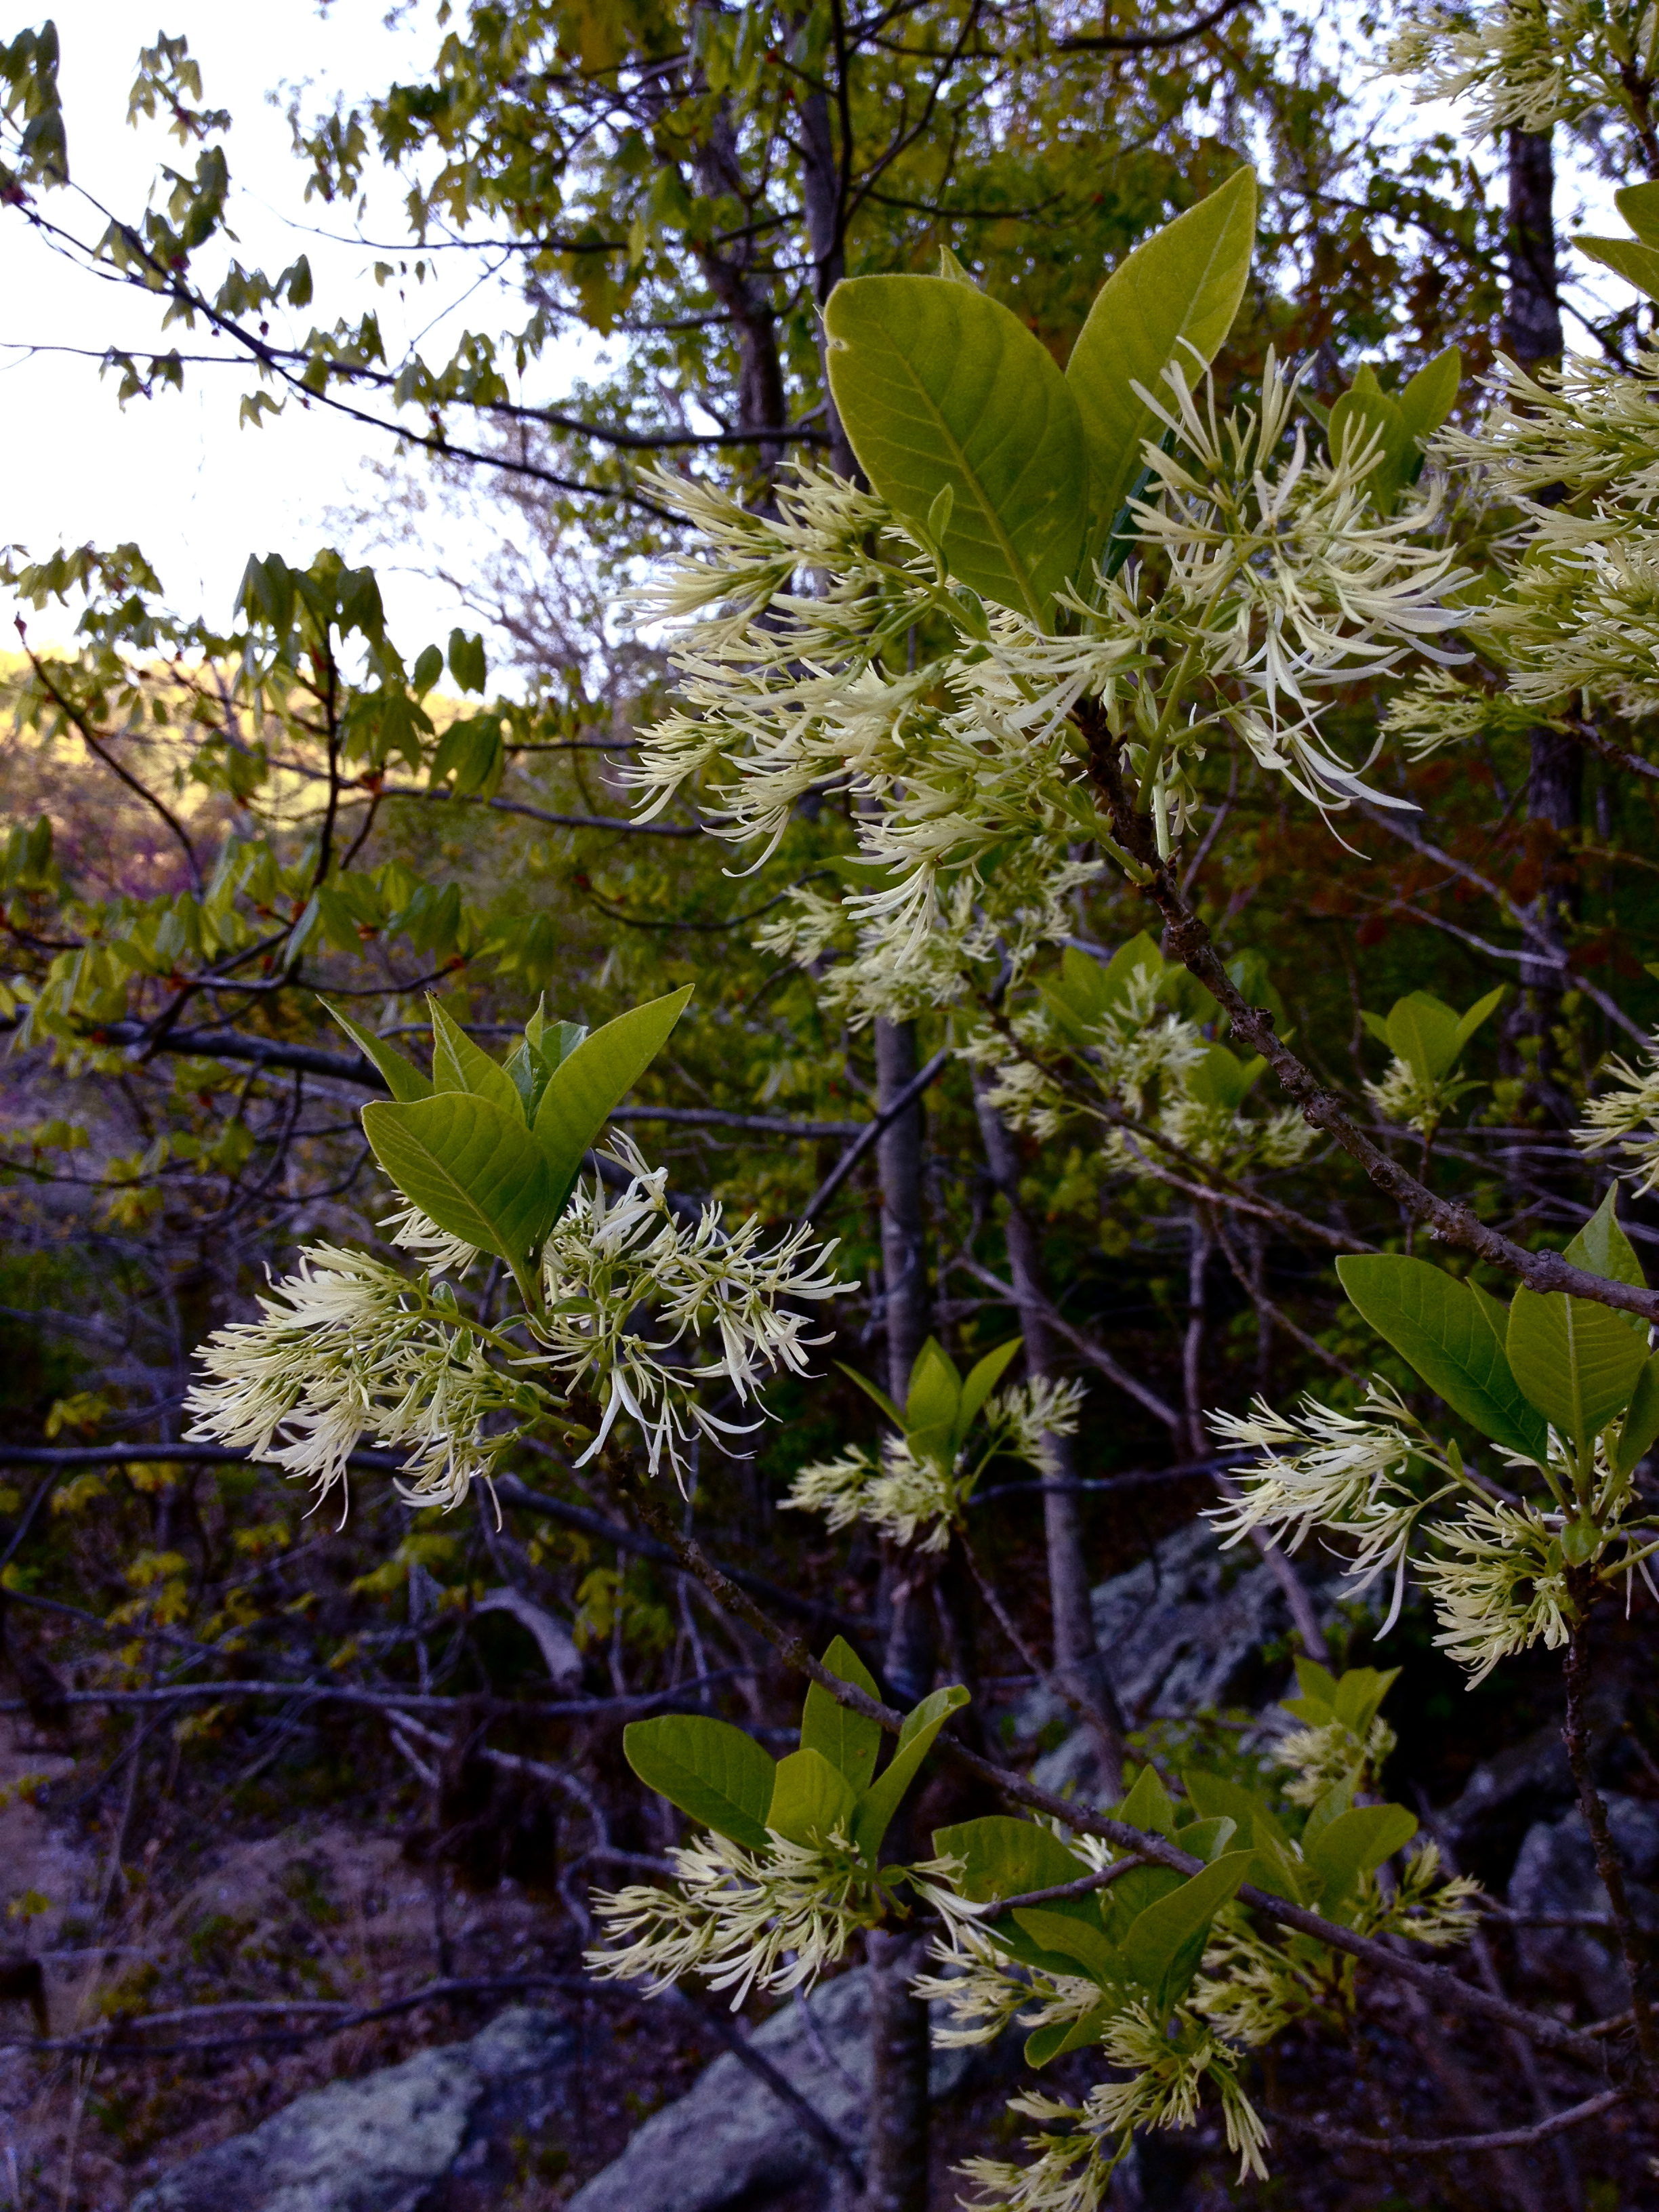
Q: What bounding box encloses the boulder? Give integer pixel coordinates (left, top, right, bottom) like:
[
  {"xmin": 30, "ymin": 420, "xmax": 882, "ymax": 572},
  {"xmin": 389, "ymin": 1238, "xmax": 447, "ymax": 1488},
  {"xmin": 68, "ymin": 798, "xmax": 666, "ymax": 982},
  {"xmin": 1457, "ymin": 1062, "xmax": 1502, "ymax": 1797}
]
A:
[
  {"xmin": 129, "ymin": 2006, "xmax": 573, "ymax": 2212},
  {"xmin": 1508, "ymin": 1792, "xmax": 1659, "ymax": 2019},
  {"xmin": 567, "ymin": 1966, "xmax": 976, "ymax": 2212},
  {"xmin": 1020, "ymin": 1519, "xmax": 1322, "ymax": 1795}
]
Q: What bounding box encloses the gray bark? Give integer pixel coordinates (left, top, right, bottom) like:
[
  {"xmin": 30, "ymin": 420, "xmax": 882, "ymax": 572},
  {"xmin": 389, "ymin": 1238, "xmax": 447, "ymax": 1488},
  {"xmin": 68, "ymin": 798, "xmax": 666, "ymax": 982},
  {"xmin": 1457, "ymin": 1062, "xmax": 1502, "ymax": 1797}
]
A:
[
  {"xmin": 863, "ymin": 1931, "xmax": 931, "ymax": 2212},
  {"xmin": 798, "ymin": 84, "xmax": 858, "ymax": 483},
  {"xmin": 972, "ymin": 1075, "xmax": 1124, "ymax": 1789}
]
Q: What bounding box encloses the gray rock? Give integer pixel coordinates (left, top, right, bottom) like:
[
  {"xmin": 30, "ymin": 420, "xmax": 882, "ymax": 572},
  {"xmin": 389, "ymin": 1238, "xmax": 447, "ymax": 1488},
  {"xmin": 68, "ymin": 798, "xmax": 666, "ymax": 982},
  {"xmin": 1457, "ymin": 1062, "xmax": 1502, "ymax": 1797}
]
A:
[
  {"xmin": 129, "ymin": 2006, "xmax": 573, "ymax": 2212},
  {"xmin": 1020, "ymin": 1520, "xmax": 1316, "ymax": 1796},
  {"xmin": 567, "ymin": 1966, "xmax": 975, "ymax": 2212},
  {"xmin": 1508, "ymin": 1793, "xmax": 1659, "ymax": 2018}
]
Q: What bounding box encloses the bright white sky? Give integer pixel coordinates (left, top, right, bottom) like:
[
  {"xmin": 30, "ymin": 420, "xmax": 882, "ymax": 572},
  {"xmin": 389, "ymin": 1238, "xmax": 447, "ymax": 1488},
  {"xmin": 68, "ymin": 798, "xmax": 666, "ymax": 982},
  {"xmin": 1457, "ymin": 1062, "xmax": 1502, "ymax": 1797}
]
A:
[
  {"xmin": 0, "ymin": 0, "xmax": 585, "ymax": 655},
  {"xmin": 0, "ymin": 5, "xmax": 1633, "ymax": 662}
]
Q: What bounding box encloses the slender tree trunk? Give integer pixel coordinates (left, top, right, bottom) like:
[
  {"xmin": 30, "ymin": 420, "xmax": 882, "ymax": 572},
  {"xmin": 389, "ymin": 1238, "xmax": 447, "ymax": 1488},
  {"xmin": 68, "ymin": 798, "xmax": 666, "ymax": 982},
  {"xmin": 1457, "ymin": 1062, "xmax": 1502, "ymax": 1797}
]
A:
[
  {"xmin": 972, "ymin": 1075, "xmax": 1124, "ymax": 1793},
  {"xmin": 867, "ymin": 1028, "xmax": 935, "ymax": 2209},
  {"xmin": 1499, "ymin": 128, "xmax": 1582, "ymax": 1128},
  {"xmin": 798, "ymin": 83, "xmax": 858, "ymax": 483}
]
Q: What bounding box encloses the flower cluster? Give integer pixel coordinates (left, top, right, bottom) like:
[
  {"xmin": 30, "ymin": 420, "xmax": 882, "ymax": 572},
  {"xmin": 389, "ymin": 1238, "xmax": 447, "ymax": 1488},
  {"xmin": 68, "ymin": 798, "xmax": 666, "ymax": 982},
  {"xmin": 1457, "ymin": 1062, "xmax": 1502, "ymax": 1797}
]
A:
[
  {"xmin": 587, "ymin": 1827, "xmax": 882, "ymax": 2009},
  {"xmin": 184, "ymin": 1241, "xmax": 529, "ymax": 1515},
  {"xmin": 1386, "ymin": 0, "xmax": 1633, "ymax": 137},
  {"xmin": 958, "ymin": 2020, "xmax": 1269, "ymax": 2211},
  {"xmin": 626, "ymin": 373, "xmax": 1460, "ymax": 1027},
  {"xmin": 537, "ymin": 1138, "xmax": 851, "ymax": 1479},
  {"xmin": 186, "ymin": 1145, "xmax": 851, "ymax": 1507},
  {"xmin": 1209, "ymin": 1387, "xmax": 1454, "ymax": 1636},
  {"xmin": 784, "ymin": 1378, "xmax": 1083, "ymax": 1551},
  {"xmin": 1363, "ymin": 1052, "xmax": 1472, "ymax": 1139},
  {"xmin": 1577, "ymin": 1031, "xmax": 1659, "ymax": 1194}
]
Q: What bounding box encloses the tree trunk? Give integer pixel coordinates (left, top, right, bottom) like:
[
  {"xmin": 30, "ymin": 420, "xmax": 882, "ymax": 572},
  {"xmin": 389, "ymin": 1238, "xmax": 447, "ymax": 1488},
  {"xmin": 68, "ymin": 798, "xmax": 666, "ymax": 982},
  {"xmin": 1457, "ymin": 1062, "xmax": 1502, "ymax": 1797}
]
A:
[
  {"xmin": 1499, "ymin": 128, "xmax": 1580, "ymax": 1128},
  {"xmin": 867, "ymin": 1024, "xmax": 935, "ymax": 2209},
  {"xmin": 798, "ymin": 83, "xmax": 858, "ymax": 483},
  {"xmin": 864, "ymin": 1929, "xmax": 931, "ymax": 2212},
  {"xmin": 972, "ymin": 1075, "xmax": 1124, "ymax": 1793}
]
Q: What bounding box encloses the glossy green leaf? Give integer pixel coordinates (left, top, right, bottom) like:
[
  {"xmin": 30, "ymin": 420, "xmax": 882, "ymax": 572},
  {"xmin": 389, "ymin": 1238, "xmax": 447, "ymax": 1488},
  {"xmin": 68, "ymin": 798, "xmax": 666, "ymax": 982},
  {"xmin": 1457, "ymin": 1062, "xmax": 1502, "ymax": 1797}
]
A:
[
  {"xmin": 1452, "ymin": 983, "xmax": 1505, "ymax": 1057},
  {"xmin": 1066, "ymin": 165, "xmax": 1257, "ymax": 562},
  {"xmin": 1397, "ymin": 346, "xmax": 1462, "ymax": 441},
  {"xmin": 1118, "ymin": 1851, "xmax": 1254, "ymax": 2014},
  {"xmin": 1506, "ymin": 1286, "xmax": 1650, "ymax": 1447},
  {"xmin": 931, "ymin": 1814, "xmax": 1090, "ymax": 1906},
  {"xmin": 1181, "ymin": 1772, "xmax": 1292, "ymax": 1862},
  {"xmin": 1024, "ymin": 2003, "xmax": 1113, "ymax": 2070},
  {"xmin": 428, "ymin": 997, "xmax": 523, "ymax": 1117},
  {"xmin": 1562, "ymin": 1185, "xmax": 1646, "ymax": 1328},
  {"xmin": 533, "ymin": 985, "xmax": 693, "ymax": 1214},
  {"xmin": 957, "ymin": 1338, "xmax": 1023, "ymax": 1439},
  {"xmin": 1576, "ymin": 234, "xmax": 1659, "ymax": 302},
  {"xmin": 853, "ymin": 1682, "xmax": 969, "ymax": 1860},
  {"xmin": 1332, "ymin": 1665, "xmax": 1399, "ymax": 1738},
  {"xmin": 1115, "ymin": 1761, "xmax": 1179, "ymax": 1840},
  {"xmin": 321, "ymin": 999, "xmax": 432, "ymax": 1103},
  {"xmin": 768, "ymin": 1747, "xmax": 859, "ymax": 1846},
  {"xmin": 825, "ymin": 273, "xmax": 1090, "ymax": 623},
  {"xmin": 1614, "ymin": 1351, "xmax": 1659, "ymax": 1477},
  {"xmin": 361, "ymin": 1092, "xmax": 558, "ymax": 1267},
  {"xmin": 622, "ymin": 1715, "xmax": 776, "ymax": 1852},
  {"xmin": 1329, "ymin": 365, "xmax": 1413, "ymax": 506},
  {"xmin": 800, "ymin": 1637, "xmax": 882, "ymax": 1795},
  {"xmin": 1385, "ymin": 990, "xmax": 1463, "ymax": 1085},
  {"xmin": 905, "ymin": 1338, "xmax": 962, "ymax": 1437},
  {"xmin": 834, "ymin": 1362, "xmax": 905, "ymax": 1430},
  {"xmin": 1336, "ymin": 1255, "xmax": 1547, "ymax": 1460},
  {"xmin": 1304, "ymin": 1803, "xmax": 1417, "ymax": 1910},
  {"xmin": 1616, "ymin": 181, "xmax": 1659, "ymax": 246},
  {"xmin": 1012, "ymin": 1904, "xmax": 1121, "ymax": 1988}
]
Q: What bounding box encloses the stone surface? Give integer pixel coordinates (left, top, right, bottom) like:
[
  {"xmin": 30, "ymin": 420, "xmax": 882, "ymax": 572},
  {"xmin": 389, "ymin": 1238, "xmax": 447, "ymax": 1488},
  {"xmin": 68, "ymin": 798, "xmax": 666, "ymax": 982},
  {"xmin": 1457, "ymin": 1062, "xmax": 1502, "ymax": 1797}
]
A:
[
  {"xmin": 567, "ymin": 1967, "xmax": 976, "ymax": 2212},
  {"xmin": 1021, "ymin": 1519, "xmax": 1317, "ymax": 1796},
  {"xmin": 129, "ymin": 2007, "xmax": 573, "ymax": 2212},
  {"xmin": 1508, "ymin": 1792, "xmax": 1659, "ymax": 2019}
]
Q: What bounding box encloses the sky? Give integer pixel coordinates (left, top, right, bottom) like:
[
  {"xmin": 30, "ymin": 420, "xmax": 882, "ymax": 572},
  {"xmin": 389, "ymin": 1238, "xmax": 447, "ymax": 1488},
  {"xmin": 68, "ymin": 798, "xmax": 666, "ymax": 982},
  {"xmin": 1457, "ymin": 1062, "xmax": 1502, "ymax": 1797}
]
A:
[
  {"xmin": 0, "ymin": 0, "xmax": 586, "ymax": 657},
  {"xmin": 0, "ymin": 5, "xmax": 1635, "ymax": 664}
]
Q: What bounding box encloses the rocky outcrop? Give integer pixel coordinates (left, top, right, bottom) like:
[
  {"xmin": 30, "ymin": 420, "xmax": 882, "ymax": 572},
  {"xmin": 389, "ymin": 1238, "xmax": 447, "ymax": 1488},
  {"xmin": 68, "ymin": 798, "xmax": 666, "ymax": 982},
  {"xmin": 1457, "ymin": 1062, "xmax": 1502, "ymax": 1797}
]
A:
[
  {"xmin": 1019, "ymin": 1519, "xmax": 1327, "ymax": 1795},
  {"xmin": 1507, "ymin": 1793, "xmax": 1659, "ymax": 2018},
  {"xmin": 567, "ymin": 1967, "xmax": 978, "ymax": 2212},
  {"xmin": 129, "ymin": 2006, "xmax": 573, "ymax": 2212}
]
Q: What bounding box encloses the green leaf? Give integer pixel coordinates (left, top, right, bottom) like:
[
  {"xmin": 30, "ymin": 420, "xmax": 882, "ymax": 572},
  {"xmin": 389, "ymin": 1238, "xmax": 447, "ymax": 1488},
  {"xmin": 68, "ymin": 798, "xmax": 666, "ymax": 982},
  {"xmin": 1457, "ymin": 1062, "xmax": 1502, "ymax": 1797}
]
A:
[
  {"xmin": 801, "ymin": 1637, "xmax": 882, "ymax": 1794},
  {"xmin": 905, "ymin": 1338, "xmax": 963, "ymax": 1437},
  {"xmin": 1451, "ymin": 983, "xmax": 1504, "ymax": 1057},
  {"xmin": 956, "ymin": 1338, "xmax": 1023, "ymax": 1440},
  {"xmin": 1336, "ymin": 1255, "xmax": 1548, "ymax": 1460},
  {"xmin": 1184, "ymin": 1042, "xmax": 1263, "ymax": 1113},
  {"xmin": 853, "ymin": 1682, "xmax": 969, "ymax": 1860},
  {"xmin": 1304, "ymin": 1804, "xmax": 1418, "ymax": 1912},
  {"xmin": 1562, "ymin": 1185, "xmax": 1646, "ymax": 1322},
  {"xmin": 767, "ymin": 1747, "xmax": 859, "ymax": 1846},
  {"xmin": 834, "ymin": 1361, "xmax": 905, "ymax": 1430},
  {"xmin": 1616, "ymin": 181, "xmax": 1659, "ymax": 246},
  {"xmin": 932, "ymin": 1814, "xmax": 1084, "ymax": 1899},
  {"xmin": 1506, "ymin": 1286, "xmax": 1650, "ymax": 1448},
  {"xmin": 1181, "ymin": 1773, "xmax": 1293, "ymax": 1862},
  {"xmin": 1576, "ymin": 234, "xmax": 1659, "ymax": 302},
  {"xmin": 1614, "ymin": 1351, "xmax": 1659, "ymax": 1477},
  {"xmin": 1066, "ymin": 165, "xmax": 1257, "ymax": 564},
  {"xmin": 1011, "ymin": 1905, "xmax": 1122, "ymax": 1988},
  {"xmin": 1396, "ymin": 346, "xmax": 1462, "ymax": 441},
  {"xmin": 428, "ymin": 998, "xmax": 523, "ymax": 1118},
  {"xmin": 1280, "ymin": 1654, "xmax": 1339, "ymax": 1723},
  {"xmin": 623, "ymin": 1715, "xmax": 777, "ymax": 1852},
  {"xmin": 1115, "ymin": 1761, "xmax": 1179, "ymax": 1840},
  {"xmin": 321, "ymin": 999, "xmax": 432, "ymax": 1103},
  {"xmin": 1384, "ymin": 991, "xmax": 1463, "ymax": 1085},
  {"xmin": 533, "ymin": 985, "xmax": 693, "ymax": 1215},
  {"xmin": 361, "ymin": 1092, "xmax": 558, "ymax": 1267},
  {"xmin": 1332, "ymin": 1665, "xmax": 1399, "ymax": 1738},
  {"xmin": 1024, "ymin": 2003, "xmax": 1113, "ymax": 2070},
  {"xmin": 825, "ymin": 272, "xmax": 1090, "ymax": 624},
  {"xmin": 1118, "ymin": 1851, "xmax": 1254, "ymax": 2015},
  {"xmin": 1329, "ymin": 366, "xmax": 1413, "ymax": 507}
]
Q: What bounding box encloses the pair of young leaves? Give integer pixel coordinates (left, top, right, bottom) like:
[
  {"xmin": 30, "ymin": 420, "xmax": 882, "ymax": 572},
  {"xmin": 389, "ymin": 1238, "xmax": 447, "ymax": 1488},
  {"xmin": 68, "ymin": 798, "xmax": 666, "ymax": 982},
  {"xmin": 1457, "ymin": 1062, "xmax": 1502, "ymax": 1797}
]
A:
[
  {"xmin": 1042, "ymin": 932, "xmax": 1274, "ymax": 1116},
  {"xmin": 839, "ymin": 1333, "xmax": 1022, "ymax": 1477},
  {"xmin": 1340, "ymin": 1187, "xmax": 1659, "ymax": 1475},
  {"xmin": 325, "ymin": 984, "xmax": 693, "ymax": 1290},
  {"xmin": 1578, "ymin": 180, "xmax": 1659, "ymax": 304},
  {"xmin": 937, "ymin": 1666, "xmax": 1413, "ymax": 2065},
  {"xmin": 1359, "ymin": 985, "xmax": 1504, "ymax": 1094},
  {"xmin": 1312, "ymin": 348, "xmax": 1462, "ymax": 512},
  {"xmin": 823, "ymin": 165, "xmax": 1259, "ymax": 628},
  {"xmin": 623, "ymin": 1636, "xmax": 968, "ymax": 1866}
]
